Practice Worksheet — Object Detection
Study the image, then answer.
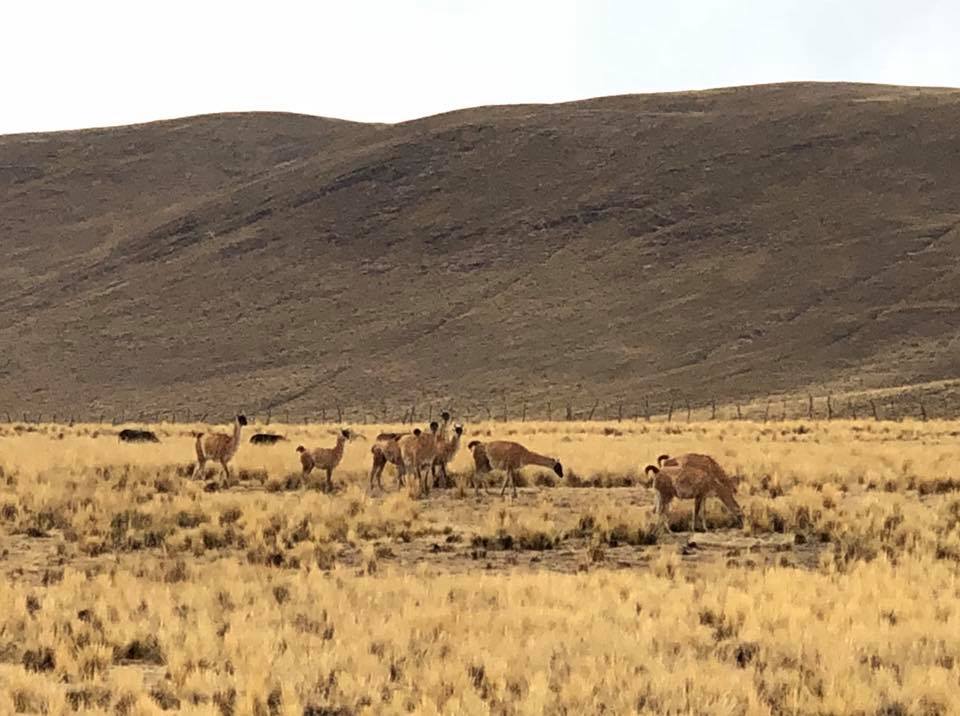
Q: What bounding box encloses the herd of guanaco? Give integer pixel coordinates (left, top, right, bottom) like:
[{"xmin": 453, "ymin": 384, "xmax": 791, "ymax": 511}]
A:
[{"xmin": 187, "ymin": 413, "xmax": 744, "ymax": 533}]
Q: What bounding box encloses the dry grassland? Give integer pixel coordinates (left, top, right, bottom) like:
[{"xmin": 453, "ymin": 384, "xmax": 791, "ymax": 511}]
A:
[{"xmin": 1, "ymin": 419, "xmax": 959, "ymax": 715}]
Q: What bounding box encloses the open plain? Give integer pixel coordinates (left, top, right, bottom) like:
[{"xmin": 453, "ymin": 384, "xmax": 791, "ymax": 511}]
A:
[{"xmin": 1, "ymin": 418, "xmax": 959, "ymax": 714}]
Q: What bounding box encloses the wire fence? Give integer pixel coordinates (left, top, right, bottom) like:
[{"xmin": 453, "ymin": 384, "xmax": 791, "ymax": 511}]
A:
[{"xmin": 2, "ymin": 392, "xmax": 957, "ymax": 426}]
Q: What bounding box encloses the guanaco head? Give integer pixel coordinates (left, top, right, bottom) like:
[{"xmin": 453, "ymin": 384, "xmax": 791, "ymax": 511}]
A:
[
  {"xmin": 237, "ymin": 415, "xmax": 248, "ymax": 426},
  {"xmin": 454, "ymin": 424, "xmax": 463, "ymax": 435},
  {"xmin": 553, "ymin": 460, "xmax": 564, "ymax": 478},
  {"xmin": 429, "ymin": 421, "xmax": 439, "ymax": 433},
  {"xmin": 413, "ymin": 428, "xmax": 422, "ymax": 437},
  {"xmin": 657, "ymin": 454, "xmax": 670, "ymax": 467},
  {"xmin": 441, "ymin": 411, "xmax": 451, "ymax": 422},
  {"xmin": 296, "ymin": 445, "xmax": 306, "ymax": 453},
  {"xmin": 467, "ymin": 440, "xmax": 482, "ymax": 449},
  {"xmin": 342, "ymin": 428, "xmax": 365, "ymax": 441},
  {"xmin": 645, "ymin": 464, "xmax": 659, "ymax": 476}
]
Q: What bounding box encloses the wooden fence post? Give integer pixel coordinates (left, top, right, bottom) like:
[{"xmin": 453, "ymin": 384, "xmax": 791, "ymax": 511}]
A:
[
  {"xmin": 764, "ymin": 401, "xmax": 770, "ymax": 422},
  {"xmin": 919, "ymin": 401, "xmax": 927, "ymax": 422},
  {"xmin": 686, "ymin": 400, "xmax": 691, "ymax": 422},
  {"xmin": 645, "ymin": 398, "xmax": 651, "ymax": 422},
  {"xmin": 711, "ymin": 399, "xmax": 716, "ymax": 420},
  {"xmin": 522, "ymin": 402, "xmax": 527, "ymax": 422},
  {"xmin": 870, "ymin": 399, "xmax": 879, "ymax": 421},
  {"xmin": 618, "ymin": 402, "xmax": 623, "ymax": 423},
  {"xmin": 808, "ymin": 395, "xmax": 814, "ymax": 420},
  {"xmin": 587, "ymin": 400, "xmax": 599, "ymax": 421},
  {"xmin": 547, "ymin": 402, "xmax": 552, "ymax": 421},
  {"xmin": 736, "ymin": 404, "xmax": 742, "ymax": 420},
  {"xmin": 827, "ymin": 395, "xmax": 833, "ymax": 420},
  {"xmin": 566, "ymin": 403, "xmax": 573, "ymax": 421},
  {"xmin": 667, "ymin": 402, "xmax": 674, "ymax": 422}
]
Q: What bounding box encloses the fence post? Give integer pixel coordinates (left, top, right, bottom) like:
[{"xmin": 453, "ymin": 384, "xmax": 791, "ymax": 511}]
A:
[
  {"xmin": 618, "ymin": 402, "xmax": 623, "ymax": 423},
  {"xmin": 667, "ymin": 402, "xmax": 674, "ymax": 422},
  {"xmin": 686, "ymin": 400, "xmax": 691, "ymax": 422},
  {"xmin": 711, "ymin": 399, "xmax": 716, "ymax": 420},
  {"xmin": 919, "ymin": 401, "xmax": 927, "ymax": 421},
  {"xmin": 336, "ymin": 403, "xmax": 343, "ymax": 423},
  {"xmin": 827, "ymin": 395, "xmax": 833, "ymax": 420},
  {"xmin": 565, "ymin": 403, "xmax": 573, "ymax": 421},
  {"xmin": 644, "ymin": 398, "xmax": 651, "ymax": 422},
  {"xmin": 736, "ymin": 404, "xmax": 742, "ymax": 420},
  {"xmin": 764, "ymin": 401, "xmax": 770, "ymax": 422},
  {"xmin": 781, "ymin": 399, "xmax": 787, "ymax": 421},
  {"xmin": 870, "ymin": 399, "xmax": 879, "ymax": 421},
  {"xmin": 522, "ymin": 402, "xmax": 527, "ymax": 422},
  {"xmin": 850, "ymin": 401, "xmax": 857, "ymax": 420},
  {"xmin": 587, "ymin": 400, "xmax": 598, "ymax": 421}
]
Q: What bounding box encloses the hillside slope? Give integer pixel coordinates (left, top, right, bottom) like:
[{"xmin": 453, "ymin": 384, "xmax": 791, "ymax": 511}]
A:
[{"xmin": 2, "ymin": 83, "xmax": 960, "ymax": 420}]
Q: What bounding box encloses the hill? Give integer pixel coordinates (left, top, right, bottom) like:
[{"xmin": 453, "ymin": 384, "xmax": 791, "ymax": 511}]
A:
[{"xmin": 2, "ymin": 82, "xmax": 959, "ymax": 422}]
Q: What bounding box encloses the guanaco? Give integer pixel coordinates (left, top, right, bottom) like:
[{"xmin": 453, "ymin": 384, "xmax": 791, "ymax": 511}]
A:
[
  {"xmin": 432, "ymin": 423, "xmax": 464, "ymax": 488},
  {"xmin": 297, "ymin": 428, "xmax": 358, "ymax": 492},
  {"xmin": 644, "ymin": 458, "xmax": 743, "ymax": 532},
  {"xmin": 466, "ymin": 440, "xmax": 563, "ymax": 498},
  {"xmin": 370, "ymin": 434, "xmax": 406, "ymax": 491},
  {"xmin": 399, "ymin": 421, "xmax": 440, "ymax": 495},
  {"xmin": 194, "ymin": 415, "xmax": 247, "ymax": 481}
]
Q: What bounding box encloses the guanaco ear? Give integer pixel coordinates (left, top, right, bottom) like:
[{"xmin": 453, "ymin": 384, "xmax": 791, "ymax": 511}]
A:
[
  {"xmin": 657, "ymin": 454, "xmax": 669, "ymax": 466},
  {"xmin": 645, "ymin": 464, "xmax": 659, "ymax": 475}
]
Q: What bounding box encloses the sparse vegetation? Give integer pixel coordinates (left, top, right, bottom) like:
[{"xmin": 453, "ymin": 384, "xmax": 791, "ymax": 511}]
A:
[{"xmin": 1, "ymin": 418, "xmax": 960, "ymax": 713}]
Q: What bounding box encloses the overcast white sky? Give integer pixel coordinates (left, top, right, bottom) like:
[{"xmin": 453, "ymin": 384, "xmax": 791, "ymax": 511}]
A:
[{"xmin": 4, "ymin": 0, "xmax": 959, "ymax": 134}]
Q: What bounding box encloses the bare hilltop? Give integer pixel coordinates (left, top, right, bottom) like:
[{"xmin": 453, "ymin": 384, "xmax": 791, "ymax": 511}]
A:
[{"xmin": 2, "ymin": 82, "xmax": 959, "ymax": 420}]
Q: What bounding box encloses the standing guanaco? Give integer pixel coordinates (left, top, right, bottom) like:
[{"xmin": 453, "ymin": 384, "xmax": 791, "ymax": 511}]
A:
[
  {"xmin": 194, "ymin": 415, "xmax": 247, "ymax": 482},
  {"xmin": 432, "ymin": 423, "xmax": 464, "ymax": 488},
  {"xmin": 399, "ymin": 421, "xmax": 440, "ymax": 496},
  {"xmin": 297, "ymin": 428, "xmax": 359, "ymax": 492}
]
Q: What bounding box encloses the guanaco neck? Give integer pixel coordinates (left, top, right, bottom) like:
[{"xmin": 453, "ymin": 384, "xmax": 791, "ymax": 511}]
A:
[
  {"xmin": 523, "ymin": 450, "xmax": 556, "ymax": 469},
  {"xmin": 333, "ymin": 435, "xmax": 347, "ymax": 461},
  {"xmin": 445, "ymin": 431, "xmax": 462, "ymax": 457},
  {"xmin": 231, "ymin": 418, "xmax": 243, "ymax": 448}
]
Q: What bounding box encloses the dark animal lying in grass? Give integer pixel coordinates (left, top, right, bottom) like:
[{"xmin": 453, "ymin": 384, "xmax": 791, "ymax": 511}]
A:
[
  {"xmin": 118, "ymin": 428, "xmax": 159, "ymax": 443},
  {"xmin": 249, "ymin": 433, "xmax": 286, "ymax": 445}
]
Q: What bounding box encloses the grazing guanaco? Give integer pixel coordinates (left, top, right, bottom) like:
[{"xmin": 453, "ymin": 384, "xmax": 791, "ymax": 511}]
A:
[
  {"xmin": 658, "ymin": 452, "xmax": 741, "ymax": 491},
  {"xmin": 194, "ymin": 415, "xmax": 247, "ymax": 481},
  {"xmin": 296, "ymin": 428, "xmax": 357, "ymax": 492},
  {"xmin": 370, "ymin": 434, "xmax": 406, "ymax": 491},
  {"xmin": 644, "ymin": 458, "xmax": 743, "ymax": 533},
  {"xmin": 399, "ymin": 421, "xmax": 440, "ymax": 495},
  {"xmin": 432, "ymin": 423, "xmax": 464, "ymax": 488},
  {"xmin": 466, "ymin": 440, "xmax": 563, "ymax": 498}
]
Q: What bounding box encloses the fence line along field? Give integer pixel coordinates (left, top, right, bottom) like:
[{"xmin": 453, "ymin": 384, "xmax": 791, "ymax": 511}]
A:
[{"xmin": 1, "ymin": 418, "xmax": 959, "ymax": 714}]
